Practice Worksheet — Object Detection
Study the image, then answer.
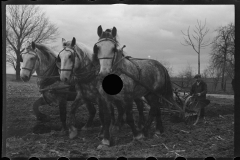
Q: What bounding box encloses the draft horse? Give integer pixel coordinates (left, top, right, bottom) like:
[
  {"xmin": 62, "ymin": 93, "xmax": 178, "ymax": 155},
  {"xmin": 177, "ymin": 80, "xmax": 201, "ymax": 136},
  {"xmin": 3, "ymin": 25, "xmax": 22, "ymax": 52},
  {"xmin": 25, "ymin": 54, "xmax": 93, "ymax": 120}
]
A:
[
  {"xmin": 20, "ymin": 42, "xmax": 96, "ymax": 133},
  {"xmin": 57, "ymin": 38, "xmax": 146, "ymax": 139},
  {"xmin": 93, "ymin": 26, "xmax": 175, "ymax": 148}
]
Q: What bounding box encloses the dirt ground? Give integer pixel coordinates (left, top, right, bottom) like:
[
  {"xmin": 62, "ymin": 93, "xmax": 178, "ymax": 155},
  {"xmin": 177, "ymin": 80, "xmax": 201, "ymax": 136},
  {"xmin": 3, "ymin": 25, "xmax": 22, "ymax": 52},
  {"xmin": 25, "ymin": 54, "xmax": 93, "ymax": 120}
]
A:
[{"xmin": 4, "ymin": 76, "xmax": 234, "ymax": 158}]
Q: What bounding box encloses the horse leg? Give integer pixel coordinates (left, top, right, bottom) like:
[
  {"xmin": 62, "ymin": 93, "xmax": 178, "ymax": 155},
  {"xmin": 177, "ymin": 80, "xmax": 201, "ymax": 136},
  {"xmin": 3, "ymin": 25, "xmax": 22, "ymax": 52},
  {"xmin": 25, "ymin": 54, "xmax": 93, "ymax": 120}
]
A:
[
  {"xmin": 58, "ymin": 98, "xmax": 68, "ymax": 135},
  {"xmin": 97, "ymin": 98, "xmax": 105, "ymax": 138},
  {"xmin": 148, "ymin": 94, "xmax": 164, "ymax": 135},
  {"xmin": 82, "ymin": 101, "xmax": 96, "ymax": 130},
  {"xmin": 154, "ymin": 103, "xmax": 164, "ymax": 135},
  {"xmin": 134, "ymin": 98, "xmax": 145, "ymax": 130},
  {"xmin": 110, "ymin": 104, "xmax": 116, "ymax": 126},
  {"xmin": 68, "ymin": 93, "xmax": 84, "ymax": 139},
  {"xmin": 125, "ymin": 101, "xmax": 143, "ymax": 140},
  {"xmin": 98, "ymin": 100, "xmax": 112, "ymax": 148},
  {"xmin": 33, "ymin": 97, "xmax": 50, "ymax": 122},
  {"xmin": 114, "ymin": 101, "xmax": 125, "ymax": 131},
  {"xmin": 142, "ymin": 94, "xmax": 162, "ymax": 137}
]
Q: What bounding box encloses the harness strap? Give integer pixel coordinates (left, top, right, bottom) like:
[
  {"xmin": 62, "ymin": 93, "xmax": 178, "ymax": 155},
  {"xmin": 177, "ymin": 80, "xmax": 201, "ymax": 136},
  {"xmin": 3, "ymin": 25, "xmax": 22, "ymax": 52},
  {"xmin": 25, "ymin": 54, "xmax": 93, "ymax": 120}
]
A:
[
  {"xmin": 118, "ymin": 68, "xmax": 184, "ymax": 115},
  {"xmin": 125, "ymin": 58, "xmax": 142, "ymax": 91}
]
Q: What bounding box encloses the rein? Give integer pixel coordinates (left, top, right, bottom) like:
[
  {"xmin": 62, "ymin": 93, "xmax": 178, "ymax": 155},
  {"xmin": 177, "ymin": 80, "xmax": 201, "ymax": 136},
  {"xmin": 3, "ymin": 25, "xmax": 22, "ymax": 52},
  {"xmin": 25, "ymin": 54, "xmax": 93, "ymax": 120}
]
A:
[{"xmin": 58, "ymin": 47, "xmax": 77, "ymax": 72}]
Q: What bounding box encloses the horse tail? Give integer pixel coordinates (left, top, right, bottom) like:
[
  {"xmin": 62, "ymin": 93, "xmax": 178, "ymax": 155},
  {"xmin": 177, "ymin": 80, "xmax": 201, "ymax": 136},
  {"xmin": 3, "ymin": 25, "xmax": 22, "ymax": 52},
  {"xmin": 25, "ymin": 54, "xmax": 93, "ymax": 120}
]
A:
[{"xmin": 162, "ymin": 66, "xmax": 174, "ymax": 103}]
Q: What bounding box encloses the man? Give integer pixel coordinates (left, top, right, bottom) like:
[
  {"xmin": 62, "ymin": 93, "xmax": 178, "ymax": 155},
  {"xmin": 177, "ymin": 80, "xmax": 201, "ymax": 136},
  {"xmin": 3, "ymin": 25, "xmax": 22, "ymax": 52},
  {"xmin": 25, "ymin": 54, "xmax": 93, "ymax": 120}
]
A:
[{"xmin": 189, "ymin": 74, "xmax": 210, "ymax": 122}]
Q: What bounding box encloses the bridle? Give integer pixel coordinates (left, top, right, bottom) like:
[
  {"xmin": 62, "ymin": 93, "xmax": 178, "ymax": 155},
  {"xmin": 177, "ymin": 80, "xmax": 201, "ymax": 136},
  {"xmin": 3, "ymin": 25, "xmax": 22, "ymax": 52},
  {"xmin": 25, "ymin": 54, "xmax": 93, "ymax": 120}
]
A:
[
  {"xmin": 94, "ymin": 38, "xmax": 118, "ymax": 72},
  {"xmin": 21, "ymin": 48, "xmax": 58, "ymax": 79},
  {"xmin": 21, "ymin": 50, "xmax": 39, "ymax": 77},
  {"xmin": 58, "ymin": 47, "xmax": 81, "ymax": 79},
  {"xmin": 94, "ymin": 38, "xmax": 127, "ymax": 73}
]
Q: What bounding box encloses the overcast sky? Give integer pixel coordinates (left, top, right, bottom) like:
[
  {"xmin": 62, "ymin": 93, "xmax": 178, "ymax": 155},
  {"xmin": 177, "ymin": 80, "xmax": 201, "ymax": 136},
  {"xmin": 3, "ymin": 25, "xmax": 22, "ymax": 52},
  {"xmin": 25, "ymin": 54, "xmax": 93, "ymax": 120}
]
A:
[{"xmin": 6, "ymin": 5, "xmax": 234, "ymax": 76}]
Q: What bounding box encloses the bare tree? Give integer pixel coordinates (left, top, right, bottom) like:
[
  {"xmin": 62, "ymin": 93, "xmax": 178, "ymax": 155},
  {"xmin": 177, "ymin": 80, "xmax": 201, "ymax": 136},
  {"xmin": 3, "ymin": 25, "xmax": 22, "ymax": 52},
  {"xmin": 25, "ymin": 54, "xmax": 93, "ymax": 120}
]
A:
[
  {"xmin": 205, "ymin": 64, "xmax": 221, "ymax": 91},
  {"xmin": 210, "ymin": 22, "xmax": 234, "ymax": 91},
  {"xmin": 181, "ymin": 19, "xmax": 213, "ymax": 74},
  {"xmin": 178, "ymin": 63, "xmax": 194, "ymax": 89},
  {"xmin": 202, "ymin": 67, "xmax": 209, "ymax": 79},
  {"xmin": 6, "ymin": 5, "xmax": 59, "ymax": 80}
]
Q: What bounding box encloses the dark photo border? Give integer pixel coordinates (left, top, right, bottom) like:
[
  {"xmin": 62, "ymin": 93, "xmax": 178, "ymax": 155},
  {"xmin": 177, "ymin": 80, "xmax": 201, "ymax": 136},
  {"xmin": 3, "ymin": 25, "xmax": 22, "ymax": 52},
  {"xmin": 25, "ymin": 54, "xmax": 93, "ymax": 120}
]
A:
[{"xmin": 2, "ymin": 0, "xmax": 239, "ymax": 159}]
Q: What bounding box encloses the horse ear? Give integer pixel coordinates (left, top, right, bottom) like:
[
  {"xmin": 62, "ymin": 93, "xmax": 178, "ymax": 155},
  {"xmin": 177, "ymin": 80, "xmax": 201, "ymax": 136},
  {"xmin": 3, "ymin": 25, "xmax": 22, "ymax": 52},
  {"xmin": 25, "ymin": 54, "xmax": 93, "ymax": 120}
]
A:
[
  {"xmin": 112, "ymin": 27, "xmax": 117, "ymax": 38},
  {"xmin": 97, "ymin": 25, "xmax": 103, "ymax": 37},
  {"xmin": 62, "ymin": 38, "xmax": 66, "ymax": 46},
  {"xmin": 71, "ymin": 37, "xmax": 76, "ymax": 47},
  {"xmin": 32, "ymin": 42, "xmax": 36, "ymax": 50}
]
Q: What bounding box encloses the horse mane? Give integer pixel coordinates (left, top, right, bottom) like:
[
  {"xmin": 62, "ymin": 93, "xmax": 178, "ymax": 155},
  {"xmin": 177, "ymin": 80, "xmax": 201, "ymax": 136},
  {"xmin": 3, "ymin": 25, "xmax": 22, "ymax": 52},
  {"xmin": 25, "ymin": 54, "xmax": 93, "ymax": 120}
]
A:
[
  {"xmin": 64, "ymin": 40, "xmax": 94, "ymax": 62},
  {"xmin": 122, "ymin": 50, "xmax": 127, "ymax": 57},
  {"xmin": 34, "ymin": 43, "xmax": 57, "ymax": 60}
]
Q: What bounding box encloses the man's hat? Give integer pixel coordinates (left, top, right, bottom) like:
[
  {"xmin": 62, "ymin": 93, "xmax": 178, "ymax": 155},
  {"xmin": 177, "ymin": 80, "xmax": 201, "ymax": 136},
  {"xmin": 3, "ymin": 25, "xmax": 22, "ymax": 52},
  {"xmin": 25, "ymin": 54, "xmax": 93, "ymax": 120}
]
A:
[{"xmin": 194, "ymin": 74, "xmax": 201, "ymax": 79}]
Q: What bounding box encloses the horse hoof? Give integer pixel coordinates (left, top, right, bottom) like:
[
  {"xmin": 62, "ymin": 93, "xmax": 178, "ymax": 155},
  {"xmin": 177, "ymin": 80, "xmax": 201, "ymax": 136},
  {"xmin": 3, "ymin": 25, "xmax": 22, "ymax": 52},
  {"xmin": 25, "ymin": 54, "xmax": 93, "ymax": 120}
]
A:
[
  {"xmin": 97, "ymin": 144, "xmax": 109, "ymax": 150},
  {"xmin": 134, "ymin": 133, "xmax": 144, "ymax": 140},
  {"xmin": 69, "ymin": 127, "xmax": 78, "ymax": 139},
  {"xmin": 155, "ymin": 130, "xmax": 161, "ymax": 136},
  {"xmin": 102, "ymin": 138, "xmax": 110, "ymax": 146}
]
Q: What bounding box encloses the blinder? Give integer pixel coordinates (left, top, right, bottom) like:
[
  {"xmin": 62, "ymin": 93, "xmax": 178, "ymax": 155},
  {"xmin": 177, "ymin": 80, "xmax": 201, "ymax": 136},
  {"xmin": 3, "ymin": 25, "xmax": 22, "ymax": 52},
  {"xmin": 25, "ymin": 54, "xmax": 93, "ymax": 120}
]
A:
[
  {"xmin": 57, "ymin": 54, "xmax": 61, "ymax": 62},
  {"xmin": 57, "ymin": 47, "xmax": 77, "ymax": 76},
  {"xmin": 19, "ymin": 54, "xmax": 23, "ymax": 62}
]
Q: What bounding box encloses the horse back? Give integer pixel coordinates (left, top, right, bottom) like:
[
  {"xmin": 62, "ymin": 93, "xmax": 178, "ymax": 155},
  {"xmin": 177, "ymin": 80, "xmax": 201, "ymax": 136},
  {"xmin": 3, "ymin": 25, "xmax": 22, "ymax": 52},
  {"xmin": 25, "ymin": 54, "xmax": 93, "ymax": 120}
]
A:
[{"xmin": 123, "ymin": 58, "xmax": 173, "ymax": 100}]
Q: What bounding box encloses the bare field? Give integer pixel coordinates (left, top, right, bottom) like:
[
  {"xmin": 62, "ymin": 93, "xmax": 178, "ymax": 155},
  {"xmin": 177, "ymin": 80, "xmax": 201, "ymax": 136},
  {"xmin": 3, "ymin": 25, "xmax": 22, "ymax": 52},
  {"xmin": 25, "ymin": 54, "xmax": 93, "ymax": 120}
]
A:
[{"xmin": 4, "ymin": 75, "xmax": 234, "ymax": 158}]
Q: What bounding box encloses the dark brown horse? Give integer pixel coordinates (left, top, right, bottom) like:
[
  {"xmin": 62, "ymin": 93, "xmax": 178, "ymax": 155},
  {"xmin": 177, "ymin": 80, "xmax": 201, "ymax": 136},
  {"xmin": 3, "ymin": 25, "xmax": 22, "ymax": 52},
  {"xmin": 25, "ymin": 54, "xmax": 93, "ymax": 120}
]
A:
[
  {"xmin": 58, "ymin": 38, "xmax": 146, "ymax": 139},
  {"xmin": 93, "ymin": 26, "xmax": 176, "ymax": 148},
  {"xmin": 20, "ymin": 42, "xmax": 97, "ymax": 134}
]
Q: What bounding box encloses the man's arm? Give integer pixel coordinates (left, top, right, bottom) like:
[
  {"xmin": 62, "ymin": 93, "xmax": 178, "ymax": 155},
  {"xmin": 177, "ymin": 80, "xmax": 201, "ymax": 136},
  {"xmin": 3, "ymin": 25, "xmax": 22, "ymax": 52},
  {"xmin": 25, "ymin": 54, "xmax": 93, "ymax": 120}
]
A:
[{"xmin": 190, "ymin": 83, "xmax": 195, "ymax": 96}]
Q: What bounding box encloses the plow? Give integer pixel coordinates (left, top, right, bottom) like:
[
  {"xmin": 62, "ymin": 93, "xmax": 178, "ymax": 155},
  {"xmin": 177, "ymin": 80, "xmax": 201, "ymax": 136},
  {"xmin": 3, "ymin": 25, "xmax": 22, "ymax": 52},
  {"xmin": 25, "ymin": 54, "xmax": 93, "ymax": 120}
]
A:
[{"xmin": 38, "ymin": 74, "xmax": 203, "ymax": 126}]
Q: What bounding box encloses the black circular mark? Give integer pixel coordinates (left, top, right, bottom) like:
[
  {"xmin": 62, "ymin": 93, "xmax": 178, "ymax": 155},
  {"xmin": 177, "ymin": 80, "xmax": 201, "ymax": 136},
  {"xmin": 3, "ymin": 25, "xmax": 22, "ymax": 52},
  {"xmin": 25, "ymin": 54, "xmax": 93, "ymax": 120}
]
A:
[{"xmin": 102, "ymin": 74, "xmax": 123, "ymax": 95}]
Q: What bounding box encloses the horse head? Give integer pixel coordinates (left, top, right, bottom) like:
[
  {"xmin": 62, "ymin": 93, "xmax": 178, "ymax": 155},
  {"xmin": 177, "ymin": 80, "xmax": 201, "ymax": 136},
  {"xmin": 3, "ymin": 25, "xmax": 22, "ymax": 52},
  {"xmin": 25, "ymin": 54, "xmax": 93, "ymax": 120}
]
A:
[
  {"xmin": 57, "ymin": 37, "xmax": 76, "ymax": 83},
  {"xmin": 94, "ymin": 25, "xmax": 122, "ymax": 77},
  {"xmin": 20, "ymin": 41, "xmax": 39, "ymax": 82}
]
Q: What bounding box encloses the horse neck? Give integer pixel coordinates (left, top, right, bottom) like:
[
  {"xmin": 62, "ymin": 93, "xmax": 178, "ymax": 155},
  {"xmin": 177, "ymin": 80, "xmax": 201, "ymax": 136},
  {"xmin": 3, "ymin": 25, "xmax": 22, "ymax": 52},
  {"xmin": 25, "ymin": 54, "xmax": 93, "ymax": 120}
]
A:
[
  {"xmin": 36, "ymin": 50, "xmax": 56, "ymax": 76},
  {"xmin": 75, "ymin": 49, "xmax": 94, "ymax": 73}
]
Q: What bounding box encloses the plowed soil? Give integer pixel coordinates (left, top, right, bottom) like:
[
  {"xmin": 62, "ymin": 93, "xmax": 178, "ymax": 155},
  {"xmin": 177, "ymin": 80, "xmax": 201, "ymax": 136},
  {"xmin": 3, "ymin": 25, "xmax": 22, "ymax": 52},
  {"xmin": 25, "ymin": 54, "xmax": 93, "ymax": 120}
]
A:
[{"xmin": 5, "ymin": 77, "xmax": 234, "ymax": 158}]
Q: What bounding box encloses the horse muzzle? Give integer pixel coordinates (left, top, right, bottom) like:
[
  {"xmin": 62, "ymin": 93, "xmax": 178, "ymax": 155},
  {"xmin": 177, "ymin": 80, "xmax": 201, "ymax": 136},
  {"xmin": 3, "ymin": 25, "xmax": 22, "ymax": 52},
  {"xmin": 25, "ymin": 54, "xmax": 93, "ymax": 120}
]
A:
[
  {"xmin": 99, "ymin": 68, "xmax": 112, "ymax": 77},
  {"xmin": 20, "ymin": 75, "xmax": 30, "ymax": 82}
]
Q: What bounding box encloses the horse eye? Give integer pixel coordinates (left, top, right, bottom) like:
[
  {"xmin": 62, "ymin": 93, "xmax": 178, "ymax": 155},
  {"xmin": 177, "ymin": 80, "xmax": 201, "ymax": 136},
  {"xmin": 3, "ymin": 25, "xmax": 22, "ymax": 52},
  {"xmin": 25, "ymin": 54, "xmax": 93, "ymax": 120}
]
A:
[{"xmin": 69, "ymin": 55, "xmax": 71, "ymax": 59}]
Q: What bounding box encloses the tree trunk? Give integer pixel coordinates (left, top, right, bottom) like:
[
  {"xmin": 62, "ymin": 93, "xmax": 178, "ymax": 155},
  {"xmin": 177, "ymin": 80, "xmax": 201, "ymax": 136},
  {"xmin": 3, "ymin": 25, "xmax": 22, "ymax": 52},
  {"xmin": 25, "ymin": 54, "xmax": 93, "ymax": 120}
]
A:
[
  {"xmin": 224, "ymin": 77, "xmax": 227, "ymax": 91},
  {"xmin": 15, "ymin": 51, "xmax": 21, "ymax": 81},
  {"xmin": 198, "ymin": 53, "xmax": 200, "ymax": 74},
  {"xmin": 221, "ymin": 52, "xmax": 227, "ymax": 91}
]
